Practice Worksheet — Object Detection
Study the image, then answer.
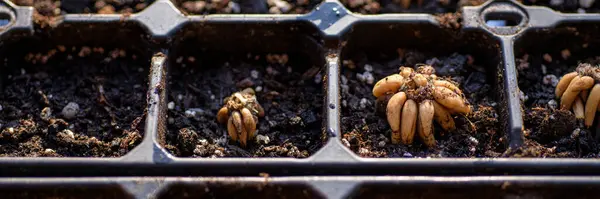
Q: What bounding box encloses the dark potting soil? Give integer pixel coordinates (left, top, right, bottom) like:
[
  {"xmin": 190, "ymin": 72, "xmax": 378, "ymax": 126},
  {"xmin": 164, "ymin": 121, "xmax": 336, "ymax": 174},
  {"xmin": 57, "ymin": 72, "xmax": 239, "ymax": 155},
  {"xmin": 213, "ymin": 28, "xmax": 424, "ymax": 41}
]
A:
[
  {"xmin": 340, "ymin": 50, "xmax": 504, "ymax": 158},
  {"xmin": 339, "ymin": 0, "xmax": 481, "ymax": 31},
  {"xmin": 516, "ymin": 46, "xmax": 600, "ymax": 158},
  {"xmin": 163, "ymin": 53, "xmax": 324, "ymax": 158},
  {"xmin": 0, "ymin": 46, "xmax": 147, "ymax": 157}
]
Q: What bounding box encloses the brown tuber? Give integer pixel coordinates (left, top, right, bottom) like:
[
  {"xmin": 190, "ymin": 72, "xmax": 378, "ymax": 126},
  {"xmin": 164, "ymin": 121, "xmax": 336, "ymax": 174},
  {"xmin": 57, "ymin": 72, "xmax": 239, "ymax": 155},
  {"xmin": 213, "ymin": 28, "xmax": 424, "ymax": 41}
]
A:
[
  {"xmin": 217, "ymin": 88, "xmax": 264, "ymax": 147},
  {"xmin": 373, "ymin": 65, "xmax": 471, "ymax": 148},
  {"xmin": 556, "ymin": 63, "xmax": 600, "ymax": 127}
]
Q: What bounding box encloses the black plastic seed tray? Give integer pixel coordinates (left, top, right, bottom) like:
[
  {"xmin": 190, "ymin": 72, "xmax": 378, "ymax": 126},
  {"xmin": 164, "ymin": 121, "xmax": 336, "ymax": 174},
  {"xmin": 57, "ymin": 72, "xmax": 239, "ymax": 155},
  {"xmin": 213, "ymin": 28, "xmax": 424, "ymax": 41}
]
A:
[
  {"xmin": 3, "ymin": 176, "xmax": 600, "ymax": 199},
  {"xmin": 1, "ymin": 0, "xmax": 600, "ymax": 177}
]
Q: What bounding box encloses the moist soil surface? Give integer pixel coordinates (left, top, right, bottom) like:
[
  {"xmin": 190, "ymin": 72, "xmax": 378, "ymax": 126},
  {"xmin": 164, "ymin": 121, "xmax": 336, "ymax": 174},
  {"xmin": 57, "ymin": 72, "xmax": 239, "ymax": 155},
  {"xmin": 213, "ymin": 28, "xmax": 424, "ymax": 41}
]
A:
[
  {"xmin": 340, "ymin": 0, "xmax": 483, "ymax": 30},
  {"xmin": 163, "ymin": 53, "xmax": 324, "ymax": 158},
  {"xmin": 172, "ymin": 0, "xmax": 321, "ymax": 15},
  {"xmin": 0, "ymin": 46, "xmax": 147, "ymax": 157},
  {"xmin": 340, "ymin": 50, "xmax": 504, "ymax": 158},
  {"xmin": 517, "ymin": 49, "xmax": 600, "ymax": 158}
]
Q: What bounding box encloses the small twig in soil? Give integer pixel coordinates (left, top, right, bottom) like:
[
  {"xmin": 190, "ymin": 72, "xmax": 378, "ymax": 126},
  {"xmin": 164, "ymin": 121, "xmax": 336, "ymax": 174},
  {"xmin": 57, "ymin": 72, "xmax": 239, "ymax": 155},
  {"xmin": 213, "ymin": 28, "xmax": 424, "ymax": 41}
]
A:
[
  {"xmin": 96, "ymin": 84, "xmax": 111, "ymax": 106},
  {"xmin": 462, "ymin": 114, "xmax": 476, "ymax": 132},
  {"xmin": 96, "ymin": 82, "xmax": 118, "ymax": 127},
  {"xmin": 129, "ymin": 114, "xmax": 145, "ymax": 130},
  {"xmin": 37, "ymin": 90, "xmax": 50, "ymax": 106},
  {"xmin": 103, "ymin": 106, "xmax": 118, "ymax": 127}
]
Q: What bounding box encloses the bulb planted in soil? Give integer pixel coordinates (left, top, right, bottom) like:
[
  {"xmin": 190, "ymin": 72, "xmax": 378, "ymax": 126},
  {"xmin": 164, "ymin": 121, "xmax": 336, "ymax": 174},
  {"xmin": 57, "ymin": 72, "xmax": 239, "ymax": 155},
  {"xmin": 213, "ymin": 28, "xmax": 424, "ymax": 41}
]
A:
[
  {"xmin": 556, "ymin": 63, "xmax": 600, "ymax": 127},
  {"xmin": 217, "ymin": 88, "xmax": 265, "ymax": 148},
  {"xmin": 165, "ymin": 53, "xmax": 322, "ymax": 158},
  {"xmin": 517, "ymin": 38, "xmax": 600, "ymax": 158},
  {"xmin": 342, "ymin": 50, "xmax": 502, "ymax": 158},
  {"xmin": 374, "ymin": 65, "xmax": 470, "ymax": 148}
]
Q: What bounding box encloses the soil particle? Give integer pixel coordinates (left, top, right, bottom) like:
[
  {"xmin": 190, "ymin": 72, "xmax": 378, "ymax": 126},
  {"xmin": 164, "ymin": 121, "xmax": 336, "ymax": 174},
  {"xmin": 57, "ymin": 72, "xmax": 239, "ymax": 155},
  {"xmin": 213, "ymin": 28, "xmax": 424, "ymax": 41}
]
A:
[
  {"xmin": 164, "ymin": 53, "xmax": 323, "ymax": 158},
  {"xmin": 61, "ymin": 102, "xmax": 80, "ymax": 119},
  {"xmin": 341, "ymin": 50, "xmax": 503, "ymax": 158},
  {"xmin": 435, "ymin": 12, "xmax": 462, "ymax": 30},
  {"xmin": 0, "ymin": 46, "xmax": 147, "ymax": 157}
]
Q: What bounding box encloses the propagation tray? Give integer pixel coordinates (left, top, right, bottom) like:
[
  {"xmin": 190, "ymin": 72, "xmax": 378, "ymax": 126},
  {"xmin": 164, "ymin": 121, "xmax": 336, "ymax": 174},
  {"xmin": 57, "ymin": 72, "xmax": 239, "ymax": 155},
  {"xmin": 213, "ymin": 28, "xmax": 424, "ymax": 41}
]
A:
[
  {"xmin": 2, "ymin": 176, "xmax": 600, "ymax": 199},
  {"xmin": 0, "ymin": 0, "xmax": 599, "ymax": 175},
  {"xmin": 1, "ymin": 0, "xmax": 600, "ymax": 198}
]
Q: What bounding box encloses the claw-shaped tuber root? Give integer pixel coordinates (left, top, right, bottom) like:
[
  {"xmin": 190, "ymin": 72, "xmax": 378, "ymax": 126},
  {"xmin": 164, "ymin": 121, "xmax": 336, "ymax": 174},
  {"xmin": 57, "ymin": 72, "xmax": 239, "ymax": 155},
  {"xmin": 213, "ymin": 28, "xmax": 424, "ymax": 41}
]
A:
[
  {"xmin": 418, "ymin": 100, "xmax": 435, "ymax": 148},
  {"xmin": 573, "ymin": 97, "xmax": 585, "ymax": 119},
  {"xmin": 372, "ymin": 64, "xmax": 471, "ymax": 148},
  {"xmin": 217, "ymin": 88, "xmax": 264, "ymax": 147},
  {"xmin": 241, "ymin": 108, "xmax": 257, "ymax": 139},
  {"xmin": 227, "ymin": 117, "xmax": 237, "ymax": 141},
  {"xmin": 434, "ymin": 80, "xmax": 463, "ymax": 96},
  {"xmin": 556, "ymin": 72, "xmax": 578, "ymax": 98},
  {"xmin": 586, "ymin": 84, "xmax": 600, "ymax": 126},
  {"xmin": 401, "ymin": 99, "xmax": 417, "ymax": 145},
  {"xmin": 217, "ymin": 107, "xmax": 229, "ymax": 124},
  {"xmin": 387, "ymin": 92, "xmax": 407, "ymax": 144},
  {"xmin": 556, "ymin": 63, "xmax": 600, "ymax": 128},
  {"xmin": 373, "ymin": 74, "xmax": 404, "ymax": 97},
  {"xmin": 560, "ymin": 76, "xmax": 594, "ymax": 110},
  {"xmin": 432, "ymin": 101, "xmax": 455, "ymax": 132}
]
